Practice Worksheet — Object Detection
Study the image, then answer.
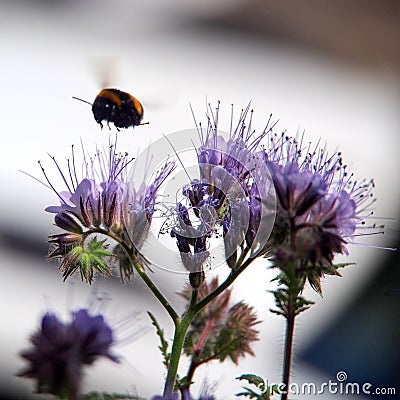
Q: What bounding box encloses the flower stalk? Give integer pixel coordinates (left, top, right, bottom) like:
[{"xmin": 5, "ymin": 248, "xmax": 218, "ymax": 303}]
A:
[
  {"xmin": 161, "ymin": 255, "xmax": 259, "ymax": 398},
  {"xmin": 163, "ymin": 289, "xmax": 198, "ymax": 398},
  {"xmin": 108, "ymin": 230, "xmax": 180, "ymax": 324}
]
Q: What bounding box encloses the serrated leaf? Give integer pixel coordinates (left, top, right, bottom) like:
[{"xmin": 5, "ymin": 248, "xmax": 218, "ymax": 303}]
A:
[
  {"xmin": 237, "ymin": 374, "xmax": 266, "ymax": 391},
  {"xmin": 147, "ymin": 312, "xmax": 170, "ymax": 369},
  {"xmin": 236, "ymin": 375, "xmax": 280, "ymax": 399}
]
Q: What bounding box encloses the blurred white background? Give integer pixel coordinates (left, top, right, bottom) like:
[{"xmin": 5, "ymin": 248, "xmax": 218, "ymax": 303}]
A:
[{"xmin": 1, "ymin": 0, "xmax": 399, "ymax": 399}]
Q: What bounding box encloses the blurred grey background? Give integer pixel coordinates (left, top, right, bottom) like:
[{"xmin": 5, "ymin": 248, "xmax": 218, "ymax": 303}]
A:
[{"xmin": 1, "ymin": 1, "xmax": 399, "ymax": 399}]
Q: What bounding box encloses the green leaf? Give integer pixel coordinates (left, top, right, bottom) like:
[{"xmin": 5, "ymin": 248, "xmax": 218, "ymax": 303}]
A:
[
  {"xmin": 236, "ymin": 375, "xmax": 280, "ymax": 399},
  {"xmin": 237, "ymin": 374, "xmax": 266, "ymax": 391},
  {"xmin": 147, "ymin": 312, "xmax": 170, "ymax": 369}
]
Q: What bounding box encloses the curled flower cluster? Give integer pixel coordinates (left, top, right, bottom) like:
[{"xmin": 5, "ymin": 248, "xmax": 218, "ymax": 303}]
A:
[
  {"xmin": 169, "ymin": 103, "xmax": 377, "ymax": 296},
  {"xmin": 171, "ymin": 104, "xmax": 276, "ymax": 282},
  {"xmin": 261, "ymin": 134, "xmax": 376, "ymax": 293},
  {"xmin": 38, "ymin": 140, "xmax": 175, "ymax": 283},
  {"xmin": 17, "ymin": 309, "xmax": 118, "ymax": 399}
]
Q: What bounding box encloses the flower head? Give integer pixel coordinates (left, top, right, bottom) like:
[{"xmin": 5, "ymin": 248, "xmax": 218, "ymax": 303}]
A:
[
  {"xmin": 262, "ymin": 133, "xmax": 377, "ymax": 293},
  {"xmin": 35, "ymin": 139, "xmax": 175, "ymax": 282},
  {"xmin": 170, "ymin": 103, "xmax": 275, "ymax": 276},
  {"xmin": 17, "ymin": 309, "xmax": 118, "ymax": 398}
]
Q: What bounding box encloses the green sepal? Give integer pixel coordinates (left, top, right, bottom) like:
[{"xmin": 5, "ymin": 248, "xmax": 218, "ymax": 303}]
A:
[
  {"xmin": 113, "ymin": 244, "xmax": 134, "ymax": 282},
  {"xmin": 61, "ymin": 237, "xmax": 113, "ymax": 284}
]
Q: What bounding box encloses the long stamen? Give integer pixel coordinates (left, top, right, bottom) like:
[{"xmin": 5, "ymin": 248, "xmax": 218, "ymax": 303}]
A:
[
  {"xmin": 71, "ymin": 144, "xmax": 79, "ymax": 188},
  {"xmin": 48, "ymin": 154, "xmax": 73, "ymax": 193},
  {"xmin": 67, "ymin": 159, "xmax": 76, "ymax": 191},
  {"xmin": 163, "ymin": 134, "xmax": 191, "ymax": 182},
  {"xmin": 38, "ymin": 161, "xmax": 68, "ymax": 204}
]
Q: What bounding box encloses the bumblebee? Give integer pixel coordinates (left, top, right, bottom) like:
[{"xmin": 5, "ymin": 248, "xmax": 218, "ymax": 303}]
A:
[{"xmin": 73, "ymin": 88, "xmax": 146, "ymax": 130}]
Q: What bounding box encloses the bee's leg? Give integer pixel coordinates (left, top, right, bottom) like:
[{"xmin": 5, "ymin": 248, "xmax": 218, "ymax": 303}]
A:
[
  {"xmin": 99, "ymin": 121, "xmax": 103, "ymax": 129},
  {"xmin": 107, "ymin": 121, "xmax": 111, "ymax": 130}
]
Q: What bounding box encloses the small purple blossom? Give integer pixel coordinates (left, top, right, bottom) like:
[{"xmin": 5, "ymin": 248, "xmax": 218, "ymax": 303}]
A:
[
  {"xmin": 198, "ymin": 104, "xmax": 276, "ymax": 258},
  {"xmin": 125, "ymin": 160, "xmax": 176, "ymax": 251},
  {"xmin": 17, "ymin": 309, "xmax": 118, "ymax": 398},
  {"xmin": 170, "ymin": 202, "xmax": 210, "ymax": 287},
  {"xmin": 266, "ymin": 161, "xmax": 327, "ymax": 218}
]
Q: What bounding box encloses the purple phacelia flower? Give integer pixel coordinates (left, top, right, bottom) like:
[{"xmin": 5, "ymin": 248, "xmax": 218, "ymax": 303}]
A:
[
  {"xmin": 262, "ymin": 133, "xmax": 378, "ymax": 293},
  {"xmin": 33, "ymin": 139, "xmax": 175, "ymax": 282},
  {"xmin": 171, "ymin": 103, "xmax": 276, "ymax": 275},
  {"xmin": 265, "ymin": 161, "xmax": 327, "ymax": 218},
  {"xmin": 197, "ymin": 104, "xmax": 276, "ymax": 259},
  {"xmin": 17, "ymin": 309, "xmax": 118, "ymax": 399}
]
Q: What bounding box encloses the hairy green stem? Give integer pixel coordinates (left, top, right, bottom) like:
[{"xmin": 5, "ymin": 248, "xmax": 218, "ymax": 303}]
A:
[
  {"xmin": 108, "ymin": 230, "xmax": 180, "ymax": 324},
  {"xmin": 163, "ymin": 289, "xmax": 198, "ymax": 398},
  {"xmin": 280, "ymin": 256, "xmax": 298, "ymax": 400},
  {"xmin": 194, "ymin": 255, "xmax": 254, "ymax": 313},
  {"xmin": 108, "ymin": 228, "xmax": 256, "ymax": 398},
  {"xmin": 163, "ymin": 254, "xmax": 255, "ymax": 397},
  {"xmin": 281, "ymin": 300, "xmax": 295, "ymax": 400}
]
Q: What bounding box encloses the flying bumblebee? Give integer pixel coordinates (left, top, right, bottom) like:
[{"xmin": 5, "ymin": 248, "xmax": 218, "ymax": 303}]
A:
[{"xmin": 73, "ymin": 88, "xmax": 148, "ymax": 130}]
